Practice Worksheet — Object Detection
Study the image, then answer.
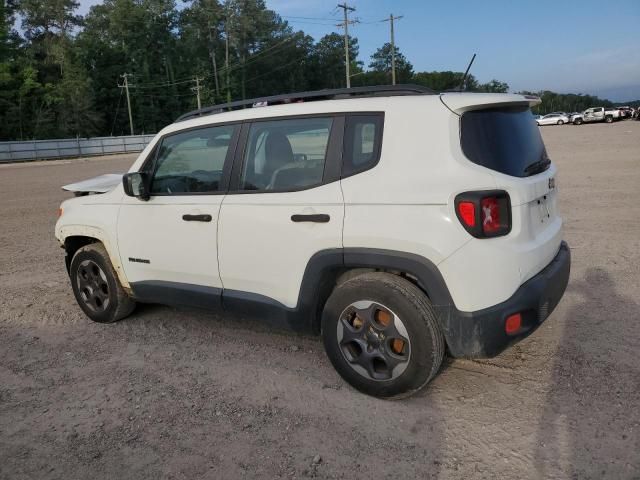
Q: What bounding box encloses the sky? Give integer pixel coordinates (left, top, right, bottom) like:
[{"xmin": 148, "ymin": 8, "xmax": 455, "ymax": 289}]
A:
[{"xmin": 77, "ymin": 0, "xmax": 640, "ymax": 101}]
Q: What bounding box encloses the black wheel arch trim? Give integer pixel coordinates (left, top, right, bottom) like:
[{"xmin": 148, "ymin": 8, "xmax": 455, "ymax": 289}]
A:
[
  {"xmin": 226, "ymin": 248, "xmax": 455, "ymax": 336},
  {"xmin": 63, "ymin": 236, "xmax": 100, "ymax": 274}
]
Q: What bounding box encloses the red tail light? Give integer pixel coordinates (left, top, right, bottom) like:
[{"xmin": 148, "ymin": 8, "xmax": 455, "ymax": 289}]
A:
[
  {"xmin": 481, "ymin": 197, "xmax": 501, "ymax": 233},
  {"xmin": 455, "ymin": 190, "xmax": 511, "ymax": 238},
  {"xmin": 457, "ymin": 201, "xmax": 476, "ymax": 228}
]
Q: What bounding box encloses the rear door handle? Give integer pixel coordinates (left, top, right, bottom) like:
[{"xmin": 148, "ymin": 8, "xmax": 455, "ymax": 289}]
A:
[
  {"xmin": 291, "ymin": 214, "xmax": 330, "ymax": 223},
  {"xmin": 182, "ymin": 214, "xmax": 212, "ymax": 222}
]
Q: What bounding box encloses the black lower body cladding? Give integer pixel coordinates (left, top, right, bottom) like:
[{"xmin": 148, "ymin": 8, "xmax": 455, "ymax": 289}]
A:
[
  {"xmin": 125, "ymin": 243, "xmax": 570, "ymax": 358},
  {"xmin": 439, "ymin": 242, "xmax": 571, "ymax": 358}
]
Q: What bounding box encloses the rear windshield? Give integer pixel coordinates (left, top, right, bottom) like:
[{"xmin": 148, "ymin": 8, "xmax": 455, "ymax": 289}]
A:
[{"xmin": 460, "ymin": 106, "xmax": 549, "ymax": 177}]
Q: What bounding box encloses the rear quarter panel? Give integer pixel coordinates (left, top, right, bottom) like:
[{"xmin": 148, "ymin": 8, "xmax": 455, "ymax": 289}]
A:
[{"xmin": 341, "ymin": 97, "xmax": 494, "ymax": 267}]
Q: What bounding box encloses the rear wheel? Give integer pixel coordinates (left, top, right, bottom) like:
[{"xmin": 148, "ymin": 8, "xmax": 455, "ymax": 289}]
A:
[
  {"xmin": 557, "ymin": 120, "xmax": 564, "ymax": 125},
  {"xmin": 605, "ymin": 116, "xmax": 613, "ymax": 123},
  {"xmin": 321, "ymin": 272, "xmax": 445, "ymax": 398},
  {"xmin": 70, "ymin": 243, "xmax": 135, "ymax": 323}
]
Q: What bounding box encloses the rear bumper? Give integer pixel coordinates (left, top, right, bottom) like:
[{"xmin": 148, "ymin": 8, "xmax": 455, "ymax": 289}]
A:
[{"xmin": 440, "ymin": 241, "xmax": 571, "ymax": 358}]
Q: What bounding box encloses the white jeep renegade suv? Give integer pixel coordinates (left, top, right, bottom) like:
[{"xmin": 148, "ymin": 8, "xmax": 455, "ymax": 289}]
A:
[{"xmin": 55, "ymin": 85, "xmax": 570, "ymax": 398}]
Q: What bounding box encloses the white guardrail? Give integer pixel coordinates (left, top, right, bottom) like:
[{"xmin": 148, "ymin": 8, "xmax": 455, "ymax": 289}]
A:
[{"xmin": 0, "ymin": 134, "xmax": 156, "ymax": 163}]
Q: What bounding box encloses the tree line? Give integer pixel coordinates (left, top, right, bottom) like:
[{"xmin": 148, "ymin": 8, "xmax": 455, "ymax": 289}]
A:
[{"xmin": 0, "ymin": 0, "xmax": 630, "ymax": 141}]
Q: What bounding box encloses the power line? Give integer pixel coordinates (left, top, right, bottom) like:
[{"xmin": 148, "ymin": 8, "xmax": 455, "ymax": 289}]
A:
[
  {"xmin": 281, "ymin": 15, "xmax": 340, "ymax": 22},
  {"xmin": 136, "ymin": 92, "xmax": 198, "ymax": 98},
  {"xmin": 283, "ymin": 20, "xmax": 342, "ymax": 26},
  {"xmin": 243, "ymin": 55, "xmax": 305, "ymax": 85},
  {"xmin": 128, "ymin": 77, "xmax": 196, "ymax": 89},
  {"xmin": 126, "ymin": 35, "xmax": 300, "ymax": 91}
]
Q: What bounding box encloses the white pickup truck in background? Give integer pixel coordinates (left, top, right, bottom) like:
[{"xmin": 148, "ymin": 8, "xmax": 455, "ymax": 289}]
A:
[{"xmin": 572, "ymin": 107, "xmax": 621, "ymax": 124}]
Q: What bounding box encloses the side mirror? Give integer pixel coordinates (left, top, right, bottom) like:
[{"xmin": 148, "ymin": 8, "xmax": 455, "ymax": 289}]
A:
[{"xmin": 123, "ymin": 172, "xmax": 150, "ymax": 200}]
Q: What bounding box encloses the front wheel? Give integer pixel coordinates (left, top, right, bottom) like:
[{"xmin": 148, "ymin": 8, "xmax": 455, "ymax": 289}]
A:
[
  {"xmin": 70, "ymin": 243, "xmax": 136, "ymax": 323},
  {"xmin": 557, "ymin": 120, "xmax": 564, "ymax": 125},
  {"xmin": 605, "ymin": 116, "xmax": 613, "ymax": 123},
  {"xmin": 573, "ymin": 118, "xmax": 583, "ymax": 125},
  {"xmin": 321, "ymin": 272, "xmax": 445, "ymax": 398}
]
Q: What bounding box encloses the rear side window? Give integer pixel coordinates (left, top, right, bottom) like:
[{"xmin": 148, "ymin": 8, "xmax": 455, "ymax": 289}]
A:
[
  {"xmin": 342, "ymin": 114, "xmax": 384, "ymax": 178},
  {"xmin": 240, "ymin": 117, "xmax": 333, "ymax": 191},
  {"xmin": 461, "ymin": 106, "xmax": 549, "ymax": 178}
]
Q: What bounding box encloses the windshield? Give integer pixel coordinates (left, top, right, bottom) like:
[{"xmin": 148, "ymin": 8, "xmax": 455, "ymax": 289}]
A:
[{"xmin": 460, "ymin": 106, "xmax": 549, "ymax": 177}]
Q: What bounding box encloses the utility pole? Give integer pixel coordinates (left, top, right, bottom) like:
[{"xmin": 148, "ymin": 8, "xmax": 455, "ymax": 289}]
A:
[
  {"xmin": 382, "ymin": 14, "xmax": 403, "ymax": 85},
  {"xmin": 120, "ymin": 73, "xmax": 134, "ymax": 136},
  {"xmin": 225, "ymin": 25, "xmax": 231, "ymax": 103},
  {"xmin": 224, "ymin": 2, "xmax": 232, "ymax": 104},
  {"xmin": 337, "ymin": 3, "xmax": 356, "ymax": 88},
  {"xmin": 192, "ymin": 77, "xmax": 203, "ymax": 109},
  {"xmin": 208, "ymin": 25, "xmax": 220, "ymax": 97}
]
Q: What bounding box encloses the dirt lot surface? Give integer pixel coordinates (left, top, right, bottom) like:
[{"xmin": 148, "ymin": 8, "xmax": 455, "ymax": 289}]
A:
[{"xmin": 1, "ymin": 121, "xmax": 639, "ymax": 479}]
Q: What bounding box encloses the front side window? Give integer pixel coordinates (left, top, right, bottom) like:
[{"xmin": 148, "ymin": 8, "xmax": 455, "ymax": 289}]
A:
[
  {"xmin": 240, "ymin": 117, "xmax": 333, "ymax": 191},
  {"xmin": 150, "ymin": 125, "xmax": 235, "ymax": 194}
]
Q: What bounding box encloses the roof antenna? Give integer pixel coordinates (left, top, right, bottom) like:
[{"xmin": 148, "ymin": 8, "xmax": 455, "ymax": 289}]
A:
[{"xmin": 458, "ymin": 53, "xmax": 477, "ymax": 90}]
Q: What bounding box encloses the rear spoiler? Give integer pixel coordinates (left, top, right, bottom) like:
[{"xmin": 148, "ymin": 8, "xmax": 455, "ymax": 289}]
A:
[{"xmin": 440, "ymin": 93, "xmax": 541, "ymax": 114}]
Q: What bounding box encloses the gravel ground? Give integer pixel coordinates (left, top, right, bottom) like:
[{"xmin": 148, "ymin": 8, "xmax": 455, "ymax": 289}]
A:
[{"xmin": 1, "ymin": 121, "xmax": 639, "ymax": 479}]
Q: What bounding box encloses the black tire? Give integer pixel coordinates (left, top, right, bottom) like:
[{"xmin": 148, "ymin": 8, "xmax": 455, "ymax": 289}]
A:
[
  {"xmin": 605, "ymin": 116, "xmax": 613, "ymax": 123},
  {"xmin": 557, "ymin": 120, "xmax": 564, "ymax": 125},
  {"xmin": 321, "ymin": 272, "xmax": 445, "ymax": 399},
  {"xmin": 69, "ymin": 243, "xmax": 136, "ymax": 323},
  {"xmin": 573, "ymin": 118, "xmax": 583, "ymax": 125}
]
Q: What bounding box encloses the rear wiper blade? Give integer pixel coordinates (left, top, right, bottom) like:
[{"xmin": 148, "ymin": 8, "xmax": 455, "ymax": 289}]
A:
[{"xmin": 524, "ymin": 158, "xmax": 551, "ymax": 175}]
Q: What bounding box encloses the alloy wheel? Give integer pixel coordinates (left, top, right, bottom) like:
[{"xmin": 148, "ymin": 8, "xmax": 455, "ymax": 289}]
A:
[
  {"xmin": 76, "ymin": 259, "xmax": 110, "ymax": 313},
  {"xmin": 336, "ymin": 300, "xmax": 411, "ymax": 381}
]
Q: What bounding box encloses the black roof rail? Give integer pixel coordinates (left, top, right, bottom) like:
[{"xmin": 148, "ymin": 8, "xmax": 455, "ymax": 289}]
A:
[{"xmin": 175, "ymin": 84, "xmax": 436, "ymax": 122}]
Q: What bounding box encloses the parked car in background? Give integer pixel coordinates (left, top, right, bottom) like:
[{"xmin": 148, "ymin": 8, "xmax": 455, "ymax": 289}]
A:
[
  {"xmin": 617, "ymin": 106, "xmax": 633, "ymax": 118},
  {"xmin": 536, "ymin": 113, "xmax": 570, "ymax": 126},
  {"xmin": 572, "ymin": 107, "xmax": 620, "ymax": 125},
  {"xmin": 604, "ymin": 108, "xmax": 622, "ymax": 121}
]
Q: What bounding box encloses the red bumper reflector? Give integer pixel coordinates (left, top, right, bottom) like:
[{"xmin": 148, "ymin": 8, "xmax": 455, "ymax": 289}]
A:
[{"xmin": 505, "ymin": 313, "xmax": 522, "ymax": 335}]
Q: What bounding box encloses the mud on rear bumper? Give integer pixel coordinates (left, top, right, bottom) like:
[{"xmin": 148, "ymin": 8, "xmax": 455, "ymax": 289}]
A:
[{"xmin": 438, "ymin": 241, "xmax": 571, "ymax": 358}]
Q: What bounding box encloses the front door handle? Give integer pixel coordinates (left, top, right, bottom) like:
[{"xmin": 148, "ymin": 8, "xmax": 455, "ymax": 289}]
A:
[
  {"xmin": 291, "ymin": 214, "xmax": 330, "ymax": 223},
  {"xmin": 182, "ymin": 214, "xmax": 212, "ymax": 222}
]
